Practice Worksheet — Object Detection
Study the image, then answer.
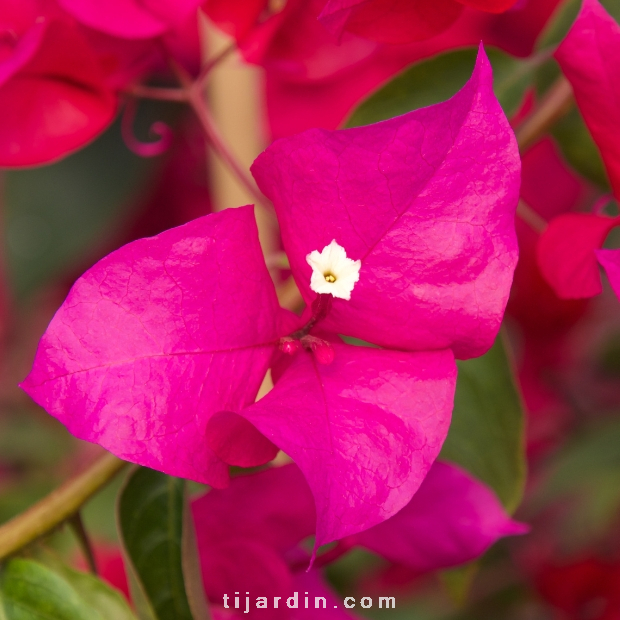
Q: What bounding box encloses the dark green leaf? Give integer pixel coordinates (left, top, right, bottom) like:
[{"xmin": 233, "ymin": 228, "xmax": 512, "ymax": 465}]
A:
[
  {"xmin": 117, "ymin": 467, "xmax": 194, "ymax": 620},
  {"xmin": 347, "ymin": 47, "xmax": 540, "ymax": 128},
  {"xmin": 0, "ymin": 558, "xmax": 135, "ymax": 620},
  {"xmin": 440, "ymin": 334, "xmax": 526, "ymax": 513}
]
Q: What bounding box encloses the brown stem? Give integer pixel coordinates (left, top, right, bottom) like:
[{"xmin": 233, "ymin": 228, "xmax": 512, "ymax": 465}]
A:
[
  {"xmin": 125, "ymin": 84, "xmax": 188, "ymax": 103},
  {"xmin": 515, "ymin": 75, "xmax": 574, "ymax": 153},
  {"xmin": 68, "ymin": 512, "xmax": 98, "ymax": 575},
  {"xmin": 196, "ymin": 41, "xmax": 237, "ymax": 88},
  {"xmin": 0, "ymin": 452, "xmax": 128, "ymax": 561},
  {"xmin": 170, "ymin": 61, "xmax": 269, "ymax": 210},
  {"xmin": 517, "ymin": 199, "xmax": 547, "ymax": 233},
  {"xmin": 512, "ymin": 76, "xmax": 573, "ymax": 234}
]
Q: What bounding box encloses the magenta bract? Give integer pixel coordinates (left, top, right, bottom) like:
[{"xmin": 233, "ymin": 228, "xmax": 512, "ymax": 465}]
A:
[
  {"xmin": 240, "ymin": 343, "xmax": 456, "ymax": 546},
  {"xmin": 21, "ymin": 207, "xmax": 282, "ymax": 486},
  {"xmin": 253, "ymin": 46, "xmax": 520, "ymax": 360},
  {"xmin": 192, "ymin": 462, "xmax": 525, "ymax": 607},
  {"xmin": 349, "ymin": 461, "xmax": 527, "ymax": 572},
  {"xmin": 555, "ymin": 0, "xmax": 620, "ymax": 199}
]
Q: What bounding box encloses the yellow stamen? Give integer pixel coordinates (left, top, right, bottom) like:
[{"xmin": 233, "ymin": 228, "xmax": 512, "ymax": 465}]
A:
[{"xmin": 324, "ymin": 273, "xmax": 336, "ymax": 283}]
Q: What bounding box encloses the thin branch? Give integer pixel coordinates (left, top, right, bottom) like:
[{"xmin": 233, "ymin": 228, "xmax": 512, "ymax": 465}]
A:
[
  {"xmin": 125, "ymin": 84, "xmax": 188, "ymax": 103},
  {"xmin": 68, "ymin": 512, "xmax": 98, "ymax": 575},
  {"xmin": 0, "ymin": 452, "xmax": 128, "ymax": 561},
  {"xmin": 517, "ymin": 199, "xmax": 547, "ymax": 234},
  {"xmin": 511, "ymin": 75, "xmax": 574, "ymax": 234},
  {"xmin": 515, "ymin": 75, "xmax": 574, "ymax": 152},
  {"xmin": 170, "ymin": 61, "xmax": 270, "ymax": 210},
  {"xmin": 196, "ymin": 41, "xmax": 237, "ymax": 88}
]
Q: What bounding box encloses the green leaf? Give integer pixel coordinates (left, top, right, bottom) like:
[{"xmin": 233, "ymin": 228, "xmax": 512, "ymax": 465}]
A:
[
  {"xmin": 440, "ymin": 563, "xmax": 478, "ymax": 607},
  {"xmin": 346, "ymin": 47, "xmax": 541, "ymax": 128},
  {"xmin": 551, "ymin": 107, "xmax": 610, "ymax": 190},
  {"xmin": 534, "ymin": 418, "xmax": 620, "ymax": 549},
  {"xmin": 117, "ymin": 467, "xmax": 194, "ymax": 620},
  {"xmin": 440, "ymin": 333, "xmax": 526, "ymax": 513},
  {"xmin": 0, "ymin": 558, "xmax": 136, "ymax": 620}
]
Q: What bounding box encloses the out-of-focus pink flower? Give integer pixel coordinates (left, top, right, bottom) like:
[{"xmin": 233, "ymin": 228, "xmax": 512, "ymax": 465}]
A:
[
  {"xmin": 0, "ymin": 1, "xmax": 116, "ymax": 166},
  {"xmin": 58, "ymin": 0, "xmax": 204, "ymax": 39},
  {"xmin": 205, "ymin": 0, "xmax": 561, "ymax": 138},
  {"xmin": 537, "ymin": 213, "xmax": 619, "ymax": 299},
  {"xmin": 21, "ymin": 48, "xmax": 519, "ymax": 544},
  {"xmin": 317, "ymin": 0, "xmax": 465, "ymax": 44},
  {"xmin": 536, "ymin": 557, "xmax": 620, "ymax": 620},
  {"xmin": 555, "ymin": 0, "xmax": 620, "ymax": 200},
  {"xmin": 318, "ymin": 0, "xmax": 520, "ymax": 45}
]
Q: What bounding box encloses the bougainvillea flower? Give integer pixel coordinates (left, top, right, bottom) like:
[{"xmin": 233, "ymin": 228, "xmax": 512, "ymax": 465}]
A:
[
  {"xmin": 192, "ymin": 462, "xmax": 525, "ymax": 613},
  {"xmin": 555, "ymin": 0, "xmax": 620, "ymax": 199},
  {"xmin": 253, "ymin": 46, "xmax": 520, "ymax": 359},
  {"xmin": 58, "ymin": 0, "xmax": 204, "ymax": 39},
  {"xmin": 22, "ymin": 47, "xmax": 518, "ymax": 543},
  {"xmin": 0, "ymin": 4, "xmax": 116, "ymax": 166},
  {"xmin": 21, "ymin": 207, "xmax": 282, "ymax": 487},
  {"xmin": 537, "ymin": 213, "xmax": 620, "ymax": 299},
  {"xmin": 318, "ymin": 0, "xmax": 519, "ymax": 44}
]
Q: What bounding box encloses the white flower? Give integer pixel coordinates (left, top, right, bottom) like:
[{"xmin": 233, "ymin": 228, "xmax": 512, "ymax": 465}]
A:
[{"xmin": 306, "ymin": 240, "xmax": 361, "ymax": 300}]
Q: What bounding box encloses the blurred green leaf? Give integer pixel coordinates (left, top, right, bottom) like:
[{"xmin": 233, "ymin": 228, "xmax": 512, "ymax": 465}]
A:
[
  {"xmin": 4, "ymin": 115, "xmax": 163, "ymax": 299},
  {"xmin": 551, "ymin": 107, "xmax": 610, "ymax": 189},
  {"xmin": 535, "ymin": 418, "xmax": 620, "ymax": 547},
  {"xmin": 0, "ymin": 557, "xmax": 136, "ymax": 620},
  {"xmin": 440, "ymin": 334, "xmax": 526, "ymax": 513},
  {"xmin": 347, "ymin": 47, "xmax": 540, "ymax": 128},
  {"xmin": 440, "ymin": 563, "xmax": 478, "ymax": 608},
  {"xmin": 117, "ymin": 467, "xmax": 194, "ymax": 620}
]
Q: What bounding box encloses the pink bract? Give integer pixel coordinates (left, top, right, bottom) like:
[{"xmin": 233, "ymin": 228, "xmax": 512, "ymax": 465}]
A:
[
  {"xmin": 253, "ymin": 47, "xmax": 520, "ymax": 359},
  {"xmin": 58, "ymin": 0, "xmax": 204, "ymax": 39},
  {"xmin": 555, "ymin": 0, "xmax": 620, "ymax": 199},
  {"xmin": 240, "ymin": 343, "xmax": 456, "ymax": 546},
  {"xmin": 192, "ymin": 462, "xmax": 525, "ymax": 594},
  {"xmin": 349, "ymin": 461, "xmax": 527, "ymax": 572},
  {"xmin": 20, "ymin": 207, "xmax": 282, "ymax": 487},
  {"xmin": 537, "ymin": 213, "xmax": 620, "ymax": 299},
  {"xmin": 0, "ymin": 8, "xmax": 116, "ymax": 167}
]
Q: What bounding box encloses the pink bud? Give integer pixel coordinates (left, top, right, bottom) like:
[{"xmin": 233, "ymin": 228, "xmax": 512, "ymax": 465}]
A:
[{"xmin": 279, "ymin": 338, "xmax": 300, "ymax": 355}]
